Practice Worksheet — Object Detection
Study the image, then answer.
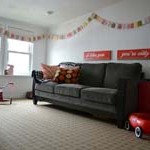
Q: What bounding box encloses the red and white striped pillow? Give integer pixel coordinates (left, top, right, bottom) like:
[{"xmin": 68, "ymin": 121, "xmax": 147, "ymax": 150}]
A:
[{"xmin": 41, "ymin": 64, "xmax": 58, "ymax": 79}]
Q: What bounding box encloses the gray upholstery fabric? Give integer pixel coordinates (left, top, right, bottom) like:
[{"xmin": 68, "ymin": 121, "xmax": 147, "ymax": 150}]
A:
[
  {"xmin": 55, "ymin": 84, "xmax": 88, "ymax": 98},
  {"xmin": 82, "ymin": 101, "xmax": 116, "ymax": 114},
  {"xmin": 79, "ymin": 63, "xmax": 106, "ymax": 87},
  {"xmin": 81, "ymin": 87, "xmax": 118, "ymax": 105},
  {"xmin": 35, "ymin": 82, "xmax": 58, "ymax": 93},
  {"xmin": 35, "ymin": 90, "xmax": 81, "ymax": 104},
  {"xmin": 33, "ymin": 62, "xmax": 143, "ymax": 128},
  {"xmin": 104, "ymin": 63, "xmax": 142, "ymax": 88}
]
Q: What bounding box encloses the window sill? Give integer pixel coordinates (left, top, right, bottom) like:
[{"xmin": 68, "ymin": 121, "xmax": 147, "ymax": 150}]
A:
[{"xmin": 0, "ymin": 75, "xmax": 31, "ymax": 78}]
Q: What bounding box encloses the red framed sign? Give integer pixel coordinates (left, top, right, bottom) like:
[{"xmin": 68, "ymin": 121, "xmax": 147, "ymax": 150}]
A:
[
  {"xmin": 84, "ymin": 50, "xmax": 111, "ymax": 61},
  {"xmin": 117, "ymin": 48, "xmax": 150, "ymax": 60}
]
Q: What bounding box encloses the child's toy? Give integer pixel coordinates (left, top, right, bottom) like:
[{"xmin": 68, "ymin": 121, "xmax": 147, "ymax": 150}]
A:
[
  {"xmin": 125, "ymin": 80, "xmax": 150, "ymax": 138},
  {"xmin": 0, "ymin": 82, "xmax": 14, "ymax": 104},
  {"xmin": 125, "ymin": 113, "xmax": 150, "ymax": 138}
]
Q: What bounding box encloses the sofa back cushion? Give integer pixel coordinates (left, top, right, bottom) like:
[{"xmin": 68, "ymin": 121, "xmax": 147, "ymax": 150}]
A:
[
  {"xmin": 79, "ymin": 63, "xmax": 106, "ymax": 87},
  {"xmin": 104, "ymin": 63, "xmax": 142, "ymax": 88}
]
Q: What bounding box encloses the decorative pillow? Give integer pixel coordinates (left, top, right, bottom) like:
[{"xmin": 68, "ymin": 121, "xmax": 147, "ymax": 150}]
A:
[
  {"xmin": 53, "ymin": 67, "xmax": 80, "ymax": 84},
  {"xmin": 41, "ymin": 64, "xmax": 58, "ymax": 79}
]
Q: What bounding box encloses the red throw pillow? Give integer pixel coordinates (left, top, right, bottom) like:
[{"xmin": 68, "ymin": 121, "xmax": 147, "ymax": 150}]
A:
[
  {"xmin": 53, "ymin": 67, "xmax": 80, "ymax": 84},
  {"xmin": 41, "ymin": 64, "xmax": 58, "ymax": 79}
]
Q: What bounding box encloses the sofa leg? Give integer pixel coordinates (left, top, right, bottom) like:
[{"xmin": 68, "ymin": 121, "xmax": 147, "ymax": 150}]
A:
[
  {"xmin": 33, "ymin": 97, "xmax": 38, "ymax": 105},
  {"xmin": 117, "ymin": 120, "xmax": 124, "ymax": 129}
]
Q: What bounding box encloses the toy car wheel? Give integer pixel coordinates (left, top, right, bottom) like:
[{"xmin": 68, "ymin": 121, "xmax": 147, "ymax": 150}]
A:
[
  {"xmin": 135, "ymin": 127, "xmax": 143, "ymax": 138},
  {"xmin": 124, "ymin": 121, "xmax": 131, "ymax": 131}
]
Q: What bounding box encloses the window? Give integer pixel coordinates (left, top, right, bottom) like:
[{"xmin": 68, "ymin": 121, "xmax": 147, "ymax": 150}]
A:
[
  {"xmin": 0, "ymin": 36, "xmax": 3, "ymax": 75},
  {"xmin": 7, "ymin": 39, "xmax": 33, "ymax": 76},
  {"xmin": 0, "ymin": 26, "xmax": 34, "ymax": 76}
]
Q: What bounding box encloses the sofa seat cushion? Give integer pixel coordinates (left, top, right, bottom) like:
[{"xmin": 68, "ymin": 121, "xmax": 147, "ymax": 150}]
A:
[
  {"xmin": 81, "ymin": 87, "xmax": 118, "ymax": 105},
  {"xmin": 55, "ymin": 84, "xmax": 88, "ymax": 98},
  {"xmin": 35, "ymin": 81, "xmax": 58, "ymax": 93}
]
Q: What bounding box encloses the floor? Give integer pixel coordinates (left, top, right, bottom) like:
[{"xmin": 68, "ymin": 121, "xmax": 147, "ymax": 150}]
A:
[{"xmin": 0, "ymin": 99, "xmax": 150, "ymax": 150}]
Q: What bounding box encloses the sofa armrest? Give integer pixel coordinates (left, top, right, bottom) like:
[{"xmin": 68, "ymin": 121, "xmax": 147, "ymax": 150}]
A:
[
  {"xmin": 116, "ymin": 78, "xmax": 140, "ymax": 127},
  {"xmin": 32, "ymin": 70, "xmax": 44, "ymax": 83},
  {"xmin": 31, "ymin": 70, "xmax": 44, "ymax": 104}
]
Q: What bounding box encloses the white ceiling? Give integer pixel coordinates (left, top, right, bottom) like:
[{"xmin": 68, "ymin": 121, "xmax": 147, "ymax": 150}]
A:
[{"xmin": 0, "ymin": 0, "xmax": 123, "ymax": 28}]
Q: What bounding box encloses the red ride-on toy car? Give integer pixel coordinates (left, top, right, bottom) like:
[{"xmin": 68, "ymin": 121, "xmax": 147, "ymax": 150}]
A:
[
  {"xmin": 125, "ymin": 113, "xmax": 150, "ymax": 138},
  {"xmin": 125, "ymin": 80, "xmax": 150, "ymax": 138}
]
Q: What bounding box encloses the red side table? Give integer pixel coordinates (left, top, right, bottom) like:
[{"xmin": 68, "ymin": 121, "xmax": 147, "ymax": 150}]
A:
[{"xmin": 138, "ymin": 80, "xmax": 150, "ymax": 113}]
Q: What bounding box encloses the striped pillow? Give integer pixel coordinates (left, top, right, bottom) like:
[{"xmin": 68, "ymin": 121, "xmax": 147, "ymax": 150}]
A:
[{"xmin": 41, "ymin": 64, "xmax": 57, "ymax": 79}]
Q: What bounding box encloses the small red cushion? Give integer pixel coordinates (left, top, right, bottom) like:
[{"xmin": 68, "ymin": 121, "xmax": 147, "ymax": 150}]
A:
[{"xmin": 53, "ymin": 67, "xmax": 80, "ymax": 84}]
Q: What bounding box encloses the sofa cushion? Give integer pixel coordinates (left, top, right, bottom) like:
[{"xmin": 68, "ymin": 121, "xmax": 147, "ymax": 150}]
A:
[
  {"xmin": 79, "ymin": 63, "xmax": 106, "ymax": 87},
  {"xmin": 35, "ymin": 81, "xmax": 58, "ymax": 93},
  {"xmin": 104, "ymin": 63, "xmax": 142, "ymax": 88},
  {"xmin": 81, "ymin": 87, "xmax": 118, "ymax": 105},
  {"xmin": 41, "ymin": 64, "xmax": 58, "ymax": 79},
  {"xmin": 53, "ymin": 67, "xmax": 80, "ymax": 84},
  {"xmin": 82, "ymin": 101, "xmax": 116, "ymax": 114},
  {"xmin": 54, "ymin": 84, "xmax": 88, "ymax": 98}
]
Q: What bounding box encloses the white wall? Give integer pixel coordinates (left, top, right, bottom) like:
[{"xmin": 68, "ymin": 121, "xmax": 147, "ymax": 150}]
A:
[
  {"xmin": 0, "ymin": 18, "xmax": 48, "ymax": 98},
  {"xmin": 0, "ymin": 75, "xmax": 32, "ymax": 99},
  {"xmin": 33, "ymin": 39, "xmax": 47, "ymax": 70},
  {"xmin": 47, "ymin": 0, "xmax": 150, "ymax": 78}
]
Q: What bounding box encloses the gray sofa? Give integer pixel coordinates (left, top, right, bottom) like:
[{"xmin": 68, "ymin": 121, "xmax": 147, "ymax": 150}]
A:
[{"xmin": 32, "ymin": 62, "xmax": 142, "ymax": 128}]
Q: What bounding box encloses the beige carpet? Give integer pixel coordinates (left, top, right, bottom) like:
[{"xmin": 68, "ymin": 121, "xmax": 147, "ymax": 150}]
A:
[{"xmin": 0, "ymin": 100, "xmax": 150, "ymax": 150}]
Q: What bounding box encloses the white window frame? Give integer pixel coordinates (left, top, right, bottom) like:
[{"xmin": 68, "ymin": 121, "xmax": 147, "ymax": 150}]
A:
[
  {"xmin": 0, "ymin": 35, "xmax": 6, "ymax": 75},
  {"xmin": 6, "ymin": 38, "xmax": 33, "ymax": 76},
  {"xmin": 0, "ymin": 25, "xmax": 34, "ymax": 76}
]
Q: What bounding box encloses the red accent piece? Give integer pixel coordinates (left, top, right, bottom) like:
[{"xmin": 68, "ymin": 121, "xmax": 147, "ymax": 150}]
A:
[
  {"xmin": 129, "ymin": 113, "xmax": 150, "ymax": 134},
  {"xmin": 0, "ymin": 92, "xmax": 3, "ymax": 101},
  {"xmin": 138, "ymin": 81, "xmax": 150, "ymax": 113},
  {"xmin": 84, "ymin": 50, "xmax": 111, "ymax": 60},
  {"xmin": 117, "ymin": 48, "xmax": 150, "ymax": 60},
  {"xmin": 0, "ymin": 91, "xmax": 11, "ymax": 103},
  {"xmin": 0, "ymin": 83, "xmax": 14, "ymax": 104}
]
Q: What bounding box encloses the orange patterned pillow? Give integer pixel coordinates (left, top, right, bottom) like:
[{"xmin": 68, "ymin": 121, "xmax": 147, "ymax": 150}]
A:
[
  {"xmin": 41, "ymin": 64, "xmax": 58, "ymax": 79},
  {"xmin": 53, "ymin": 67, "xmax": 80, "ymax": 83}
]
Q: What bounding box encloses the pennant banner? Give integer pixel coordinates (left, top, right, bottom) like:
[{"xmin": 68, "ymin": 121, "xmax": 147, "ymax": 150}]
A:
[
  {"xmin": 0, "ymin": 13, "xmax": 150, "ymax": 42},
  {"xmin": 0, "ymin": 27, "xmax": 46, "ymax": 42}
]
